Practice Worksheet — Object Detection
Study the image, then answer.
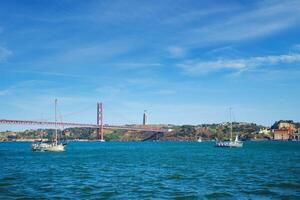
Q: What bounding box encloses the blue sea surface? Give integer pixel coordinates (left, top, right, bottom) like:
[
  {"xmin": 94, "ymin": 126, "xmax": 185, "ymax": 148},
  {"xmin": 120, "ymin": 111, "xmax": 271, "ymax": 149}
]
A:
[{"xmin": 1, "ymin": 141, "xmax": 300, "ymax": 199}]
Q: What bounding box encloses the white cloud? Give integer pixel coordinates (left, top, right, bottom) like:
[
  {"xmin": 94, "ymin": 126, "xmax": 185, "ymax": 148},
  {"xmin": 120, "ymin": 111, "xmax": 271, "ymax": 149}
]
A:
[
  {"xmin": 0, "ymin": 47, "xmax": 12, "ymax": 62},
  {"xmin": 178, "ymin": 53, "xmax": 300, "ymax": 75}
]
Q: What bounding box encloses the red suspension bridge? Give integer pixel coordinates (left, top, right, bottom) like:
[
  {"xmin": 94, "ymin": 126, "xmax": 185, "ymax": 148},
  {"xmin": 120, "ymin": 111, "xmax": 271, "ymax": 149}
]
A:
[{"xmin": 0, "ymin": 102, "xmax": 171, "ymax": 140}]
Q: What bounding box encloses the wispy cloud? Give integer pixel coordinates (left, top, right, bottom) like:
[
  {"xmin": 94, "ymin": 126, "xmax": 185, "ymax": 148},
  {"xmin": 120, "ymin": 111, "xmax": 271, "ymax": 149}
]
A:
[
  {"xmin": 109, "ymin": 62, "xmax": 162, "ymax": 69},
  {"xmin": 0, "ymin": 46, "xmax": 12, "ymax": 62},
  {"xmin": 178, "ymin": 53, "xmax": 300, "ymax": 75},
  {"xmin": 293, "ymin": 44, "xmax": 300, "ymax": 51},
  {"xmin": 0, "ymin": 80, "xmax": 52, "ymax": 97},
  {"xmin": 45, "ymin": 37, "xmax": 143, "ymax": 67},
  {"xmin": 167, "ymin": 46, "xmax": 186, "ymax": 58},
  {"xmin": 150, "ymin": 89, "xmax": 175, "ymax": 96},
  {"xmin": 182, "ymin": 0, "xmax": 300, "ymax": 46},
  {"xmin": 0, "ymin": 89, "xmax": 10, "ymax": 96},
  {"xmin": 7, "ymin": 80, "xmax": 86, "ymax": 103},
  {"xmin": 59, "ymin": 41, "xmax": 134, "ymax": 62},
  {"xmin": 163, "ymin": 6, "xmax": 237, "ymax": 26},
  {"xmin": 1, "ymin": 69, "xmax": 87, "ymax": 78}
]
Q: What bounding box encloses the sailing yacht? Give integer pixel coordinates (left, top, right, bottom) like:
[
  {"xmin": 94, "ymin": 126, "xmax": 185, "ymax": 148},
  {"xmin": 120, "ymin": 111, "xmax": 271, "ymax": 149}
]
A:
[
  {"xmin": 32, "ymin": 99, "xmax": 66, "ymax": 152},
  {"xmin": 215, "ymin": 135, "xmax": 243, "ymax": 147},
  {"xmin": 215, "ymin": 108, "xmax": 243, "ymax": 148}
]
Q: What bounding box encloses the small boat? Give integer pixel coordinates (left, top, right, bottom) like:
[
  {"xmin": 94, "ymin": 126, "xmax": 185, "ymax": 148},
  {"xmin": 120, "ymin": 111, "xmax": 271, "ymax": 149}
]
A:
[
  {"xmin": 215, "ymin": 135, "xmax": 243, "ymax": 148},
  {"xmin": 197, "ymin": 137, "xmax": 202, "ymax": 142},
  {"xmin": 215, "ymin": 108, "xmax": 243, "ymax": 148},
  {"xmin": 32, "ymin": 142, "xmax": 65, "ymax": 152},
  {"xmin": 32, "ymin": 99, "xmax": 66, "ymax": 152}
]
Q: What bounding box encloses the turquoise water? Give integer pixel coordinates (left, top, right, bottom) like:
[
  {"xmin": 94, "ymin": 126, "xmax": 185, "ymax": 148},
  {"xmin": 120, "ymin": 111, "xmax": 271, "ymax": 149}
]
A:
[{"xmin": 1, "ymin": 141, "xmax": 300, "ymax": 199}]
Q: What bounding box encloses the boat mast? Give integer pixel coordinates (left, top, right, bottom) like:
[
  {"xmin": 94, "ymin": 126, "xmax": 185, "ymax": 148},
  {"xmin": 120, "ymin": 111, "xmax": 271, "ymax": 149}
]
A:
[
  {"xmin": 55, "ymin": 99, "xmax": 58, "ymax": 145},
  {"xmin": 230, "ymin": 107, "xmax": 232, "ymax": 140}
]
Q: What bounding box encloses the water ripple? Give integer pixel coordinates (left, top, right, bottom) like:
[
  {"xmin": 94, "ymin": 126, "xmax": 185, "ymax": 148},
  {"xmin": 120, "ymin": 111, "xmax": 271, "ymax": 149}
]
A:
[{"xmin": 0, "ymin": 141, "xmax": 299, "ymax": 199}]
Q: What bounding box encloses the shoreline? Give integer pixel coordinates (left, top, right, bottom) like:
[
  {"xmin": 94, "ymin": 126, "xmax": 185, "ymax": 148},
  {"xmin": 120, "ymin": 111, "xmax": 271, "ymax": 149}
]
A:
[{"xmin": 1, "ymin": 139, "xmax": 298, "ymax": 142}]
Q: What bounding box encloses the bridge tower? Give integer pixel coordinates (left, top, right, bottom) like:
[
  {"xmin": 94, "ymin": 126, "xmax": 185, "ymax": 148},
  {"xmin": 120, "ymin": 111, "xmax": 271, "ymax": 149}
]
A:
[
  {"xmin": 97, "ymin": 102, "xmax": 104, "ymax": 141},
  {"xmin": 143, "ymin": 110, "xmax": 148, "ymax": 125}
]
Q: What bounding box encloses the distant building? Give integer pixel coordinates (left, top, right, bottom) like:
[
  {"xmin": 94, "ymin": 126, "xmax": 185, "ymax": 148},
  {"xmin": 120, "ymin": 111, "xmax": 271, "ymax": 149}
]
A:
[
  {"xmin": 273, "ymin": 129, "xmax": 293, "ymax": 140},
  {"xmin": 143, "ymin": 110, "xmax": 148, "ymax": 125},
  {"xmin": 271, "ymin": 120, "xmax": 297, "ymax": 140},
  {"xmin": 291, "ymin": 130, "xmax": 300, "ymax": 141}
]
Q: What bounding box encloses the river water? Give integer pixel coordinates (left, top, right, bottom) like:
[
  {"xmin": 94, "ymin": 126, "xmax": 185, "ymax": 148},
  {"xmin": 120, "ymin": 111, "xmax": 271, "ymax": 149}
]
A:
[{"xmin": 1, "ymin": 141, "xmax": 300, "ymax": 199}]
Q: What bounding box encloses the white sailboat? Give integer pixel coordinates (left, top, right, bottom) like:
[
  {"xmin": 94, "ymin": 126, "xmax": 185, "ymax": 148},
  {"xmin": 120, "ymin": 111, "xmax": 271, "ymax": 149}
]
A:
[
  {"xmin": 215, "ymin": 108, "xmax": 243, "ymax": 148},
  {"xmin": 32, "ymin": 99, "xmax": 66, "ymax": 152},
  {"xmin": 197, "ymin": 137, "xmax": 202, "ymax": 142}
]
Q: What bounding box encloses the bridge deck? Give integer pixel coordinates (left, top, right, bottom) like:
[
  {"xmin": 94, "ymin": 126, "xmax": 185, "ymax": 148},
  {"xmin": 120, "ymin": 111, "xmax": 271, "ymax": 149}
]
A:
[{"xmin": 0, "ymin": 119, "xmax": 169, "ymax": 133}]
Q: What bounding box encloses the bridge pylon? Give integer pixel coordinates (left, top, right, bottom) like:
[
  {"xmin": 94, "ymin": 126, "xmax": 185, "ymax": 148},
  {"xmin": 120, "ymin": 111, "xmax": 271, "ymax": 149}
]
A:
[{"xmin": 97, "ymin": 102, "xmax": 104, "ymax": 141}]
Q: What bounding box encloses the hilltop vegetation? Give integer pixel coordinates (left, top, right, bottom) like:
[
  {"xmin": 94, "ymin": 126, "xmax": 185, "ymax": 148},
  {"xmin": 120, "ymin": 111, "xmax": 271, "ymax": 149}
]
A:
[
  {"xmin": 0, "ymin": 122, "xmax": 269, "ymax": 141},
  {"xmin": 163, "ymin": 122, "xmax": 267, "ymax": 141}
]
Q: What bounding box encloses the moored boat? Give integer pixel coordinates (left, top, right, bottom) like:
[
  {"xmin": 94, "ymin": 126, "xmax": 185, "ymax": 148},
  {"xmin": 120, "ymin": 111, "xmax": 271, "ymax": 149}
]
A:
[
  {"xmin": 215, "ymin": 135, "xmax": 243, "ymax": 148},
  {"xmin": 31, "ymin": 99, "xmax": 66, "ymax": 152},
  {"xmin": 215, "ymin": 108, "xmax": 243, "ymax": 148},
  {"xmin": 32, "ymin": 142, "xmax": 65, "ymax": 152}
]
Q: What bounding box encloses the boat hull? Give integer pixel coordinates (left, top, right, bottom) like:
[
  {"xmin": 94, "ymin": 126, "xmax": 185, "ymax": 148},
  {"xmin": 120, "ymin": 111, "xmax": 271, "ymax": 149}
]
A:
[
  {"xmin": 215, "ymin": 141, "xmax": 243, "ymax": 148},
  {"xmin": 32, "ymin": 143, "xmax": 65, "ymax": 152}
]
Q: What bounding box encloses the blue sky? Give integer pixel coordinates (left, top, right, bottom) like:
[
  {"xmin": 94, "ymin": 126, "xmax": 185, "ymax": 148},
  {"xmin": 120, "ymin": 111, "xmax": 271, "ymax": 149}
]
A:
[{"xmin": 0, "ymin": 0, "xmax": 300, "ymax": 129}]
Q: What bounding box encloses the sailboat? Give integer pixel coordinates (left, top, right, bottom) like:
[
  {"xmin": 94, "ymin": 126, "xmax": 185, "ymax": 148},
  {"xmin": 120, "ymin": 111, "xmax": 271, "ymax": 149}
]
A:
[
  {"xmin": 197, "ymin": 136, "xmax": 202, "ymax": 142},
  {"xmin": 32, "ymin": 99, "xmax": 66, "ymax": 152},
  {"xmin": 215, "ymin": 108, "xmax": 243, "ymax": 148}
]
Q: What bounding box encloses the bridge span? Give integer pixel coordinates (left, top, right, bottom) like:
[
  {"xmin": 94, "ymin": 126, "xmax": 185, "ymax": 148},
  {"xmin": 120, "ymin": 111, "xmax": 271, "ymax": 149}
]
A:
[
  {"xmin": 0, "ymin": 119, "xmax": 169, "ymax": 133},
  {"xmin": 0, "ymin": 101, "xmax": 172, "ymax": 140}
]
